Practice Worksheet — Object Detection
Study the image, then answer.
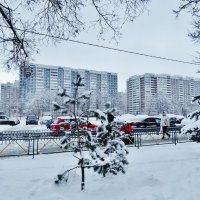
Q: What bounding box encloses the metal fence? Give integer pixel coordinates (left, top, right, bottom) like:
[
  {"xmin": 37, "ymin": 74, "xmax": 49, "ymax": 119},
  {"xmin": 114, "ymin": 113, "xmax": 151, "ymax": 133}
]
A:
[
  {"xmin": 0, "ymin": 127, "xmax": 191, "ymax": 157},
  {"xmin": 131, "ymin": 127, "xmax": 190, "ymax": 148},
  {"xmin": 0, "ymin": 130, "xmax": 66, "ymax": 158}
]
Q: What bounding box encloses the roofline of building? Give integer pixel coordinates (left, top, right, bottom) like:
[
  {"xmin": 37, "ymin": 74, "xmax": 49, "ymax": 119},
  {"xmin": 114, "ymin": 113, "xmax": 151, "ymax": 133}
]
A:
[
  {"xmin": 29, "ymin": 63, "xmax": 118, "ymax": 75},
  {"xmin": 127, "ymin": 73, "xmax": 200, "ymax": 81}
]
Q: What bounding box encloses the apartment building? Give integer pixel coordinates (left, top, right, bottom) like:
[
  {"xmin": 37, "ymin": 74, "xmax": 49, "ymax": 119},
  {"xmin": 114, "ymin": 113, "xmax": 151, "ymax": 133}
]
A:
[
  {"xmin": 19, "ymin": 63, "xmax": 118, "ymax": 110},
  {"xmin": 0, "ymin": 81, "xmax": 19, "ymax": 116},
  {"xmin": 127, "ymin": 73, "xmax": 200, "ymax": 115}
]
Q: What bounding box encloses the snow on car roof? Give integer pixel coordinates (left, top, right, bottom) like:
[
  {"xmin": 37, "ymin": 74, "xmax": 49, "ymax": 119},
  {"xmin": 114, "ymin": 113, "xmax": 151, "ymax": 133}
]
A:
[
  {"xmin": 57, "ymin": 116, "xmax": 73, "ymax": 119},
  {"xmin": 165, "ymin": 114, "xmax": 184, "ymax": 119},
  {"xmin": 115, "ymin": 114, "xmax": 149, "ymax": 123},
  {"xmin": 41, "ymin": 116, "xmax": 52, "ymax": 120}
]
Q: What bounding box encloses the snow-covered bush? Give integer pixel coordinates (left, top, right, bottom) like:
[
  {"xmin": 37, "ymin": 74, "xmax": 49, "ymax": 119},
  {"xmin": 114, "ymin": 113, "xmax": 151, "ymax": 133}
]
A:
[
  {"xmin": 53, "ymin": 74, "xmax": 129, "ymax": 190},
  {"xmin": 181, "ymin": 96, "xmax": 200, "ymax": 142}
]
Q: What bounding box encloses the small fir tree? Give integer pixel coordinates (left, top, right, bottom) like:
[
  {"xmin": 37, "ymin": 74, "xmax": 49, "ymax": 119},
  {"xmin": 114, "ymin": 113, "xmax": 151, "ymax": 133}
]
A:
[
  {"xmin": 53, "ymin": 74, "xmax": 129, "ymax": 190},
  {"xmin": 181, "ymin": 95, "xmax": 200, "ymax": 142}
]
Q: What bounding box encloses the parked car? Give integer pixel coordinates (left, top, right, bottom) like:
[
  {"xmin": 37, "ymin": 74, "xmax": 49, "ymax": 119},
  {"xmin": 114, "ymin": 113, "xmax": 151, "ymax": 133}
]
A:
[
  {"xmin": 166, "ymin": 114, "xmax": 184, "ymax": 127},
  {"xmin": 168, "ymin": 116, "xmax": 184, "ymax": 127},
  {"xmin": 50, "ymin": 116, "xmax": 98, "ymax": 132},
  {"xmin": 50, "ymin": 117, "xmax": 73, "ymax": 132},
  {"xmin": 0, "ymin": 115, "xmax": 20, "ymax": 126},
  {"xmin": 40, "ymin": 115, "xmax": 52, "ymax": 125},
  {"xmin": 131, "ymin": 117, "xmax": 161, "ymax": 128},
  {"xmin": 132, "ymin": 116, "xmax": 184, "ymax": 128},
  {"xmin": 26, "ymin": 115, "xmax": 38, "ymax": 125},
  {"xmin": 79, "ymin": 122, "xmax": 98, "ymax": 129},
  {"xmin": 169, "ymin": 117, "xmax": 178, "ymax": 127}
]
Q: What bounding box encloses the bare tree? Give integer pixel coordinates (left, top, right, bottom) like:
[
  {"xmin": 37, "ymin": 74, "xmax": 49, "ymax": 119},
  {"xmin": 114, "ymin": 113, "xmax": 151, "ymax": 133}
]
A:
[
  {"xmin": 174, "ymin": 0, "xmax": 200, "ymax": 43},
  {"xmin": 0, "ymin": 0, "xmax": 150, "ymax": 70},
  {"xmin": 115, "ymin": 92, "xmax": 127, "ymax": 115},
  {"xmin": 24, "ymin": 89, "xmax": 56, "ymax": 118},
  {"xmin": 145, "ymin": 93, "xmax": 174, "ymax": 115}
]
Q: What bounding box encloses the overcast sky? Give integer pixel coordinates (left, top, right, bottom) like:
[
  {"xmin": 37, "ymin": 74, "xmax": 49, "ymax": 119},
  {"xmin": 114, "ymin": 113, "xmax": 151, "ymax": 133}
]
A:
[{"xmin": 0, "ymin": 0, "xmax": 199, "ymax": 91}]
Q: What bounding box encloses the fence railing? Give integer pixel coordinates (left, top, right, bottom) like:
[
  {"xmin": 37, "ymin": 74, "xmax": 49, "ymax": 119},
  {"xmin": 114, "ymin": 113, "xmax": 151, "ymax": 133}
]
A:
[
  {"xmin": 130, "ymin": 127, "xmax": 190, "ymax": 148},
  {"xmin": 0, "ymin": 127, "xmax": 190, "ymax": 157},
  {"xmin": 0, "ymin": 130, "xmax": 66, "ymax": 158}
]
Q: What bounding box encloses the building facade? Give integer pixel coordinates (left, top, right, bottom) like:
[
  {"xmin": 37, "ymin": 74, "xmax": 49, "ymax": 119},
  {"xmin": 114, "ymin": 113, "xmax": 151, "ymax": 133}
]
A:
[
  {"xmin": 20, "ymin": 63, "xmax": 118, "ymax": 111},
  {"xmin": 116, "ymin": 92, "xmax": 127, "ymax": 115},
  {"xmin": 127, "ymin": 73, "xmax": 200, "ymax": 115},
  {"xmin": 0, "ymin": 81, "xmax": 20, "ymax": 116}
]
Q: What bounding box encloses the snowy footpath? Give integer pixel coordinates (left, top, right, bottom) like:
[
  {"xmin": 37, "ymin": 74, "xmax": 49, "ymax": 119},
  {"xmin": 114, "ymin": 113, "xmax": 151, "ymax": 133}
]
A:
[{"xmin": 0, "ymin": 143, "xmax": 200, "ymax": 200}]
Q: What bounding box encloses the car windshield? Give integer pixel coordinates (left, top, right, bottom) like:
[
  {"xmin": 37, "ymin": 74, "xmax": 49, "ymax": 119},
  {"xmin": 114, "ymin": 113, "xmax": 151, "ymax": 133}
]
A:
[
  {"xmin": 63, "ymin": 119, "xmax": 71, "ymax": 123},
  {"xmin": 27, "ymin": 116, "xmax": 37, "ymax": 119}
]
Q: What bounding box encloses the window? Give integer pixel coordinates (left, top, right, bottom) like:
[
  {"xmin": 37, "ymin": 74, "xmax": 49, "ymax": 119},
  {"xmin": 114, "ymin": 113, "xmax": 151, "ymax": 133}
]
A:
[
  {"xmin": 155, "ymin": 118, "xmax": 161, "ymax": 123},
  {"xmin": 149, "ymin": 118, "xmax": 156, "ymax": 123},
  {"xmin": 0, "ymin": 116, "xmax": 6, "ymax": 119},
  {"xmin": 144, "ymin": 118, "xmax": 150, "ymax": 123}
]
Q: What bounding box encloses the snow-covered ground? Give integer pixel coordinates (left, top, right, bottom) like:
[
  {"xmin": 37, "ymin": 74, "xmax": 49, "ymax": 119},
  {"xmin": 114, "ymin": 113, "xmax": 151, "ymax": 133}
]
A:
[{"xmin": 1, "ymin": 142, "xmax": 200, "ymax": 200}]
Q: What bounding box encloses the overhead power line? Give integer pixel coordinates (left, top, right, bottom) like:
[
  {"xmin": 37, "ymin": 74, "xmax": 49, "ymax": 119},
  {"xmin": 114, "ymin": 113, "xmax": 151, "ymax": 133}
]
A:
[{"xmin": 1, "ymin": 24, "xmax": 199, "ymax": 66}]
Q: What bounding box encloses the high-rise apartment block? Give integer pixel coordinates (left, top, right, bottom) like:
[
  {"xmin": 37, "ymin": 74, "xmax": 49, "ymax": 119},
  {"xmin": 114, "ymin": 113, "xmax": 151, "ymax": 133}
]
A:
[
  {"xmin": 0, "ymin": 81, "xmax": 19, "ymax": 116},
  {"xmin": 19, "ymin": 63, "xmax": 118, "ymax": 110},
  {"xmin": 127, "ymin": 73, "xmax": 200, "ymax": 115}
]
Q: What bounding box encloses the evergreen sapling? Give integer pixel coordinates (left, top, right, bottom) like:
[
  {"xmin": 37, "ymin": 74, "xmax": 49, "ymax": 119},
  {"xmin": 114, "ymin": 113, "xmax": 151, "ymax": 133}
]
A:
[
  {"xmin": 181, "ymin": 95, "xmax": 200, "ymax": 142},
  {"xmin": 53, "ymin": 74, "xmax": 129, "ymax": 190}
]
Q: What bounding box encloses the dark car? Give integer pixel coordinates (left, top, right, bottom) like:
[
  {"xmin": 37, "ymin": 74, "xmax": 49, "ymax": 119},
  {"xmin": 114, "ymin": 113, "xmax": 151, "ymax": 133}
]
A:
[
  {"xmin": 169, "ymin": 117, "xmax": 184, "ymax": 127},
  {"xmin": 26, "ymin": 115, "xmax": 38, "ymax": 125},
  {"xmin": 0, "ymin": 115, "xmax": 20, "ymax": 126},
  {"xmin": 132, "ymin": 117, "xmax": 161, "ymax": 128},
  {"xmin": 169, "ymin": 117, "xmax": 178, "ymax": 127}
]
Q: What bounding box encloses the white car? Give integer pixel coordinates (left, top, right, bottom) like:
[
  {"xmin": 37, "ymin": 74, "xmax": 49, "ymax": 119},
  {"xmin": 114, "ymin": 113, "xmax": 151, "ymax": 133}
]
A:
[
  {"xmin": 0, "ymin": 115, "xmax": 20, "ymax": 126},
  {"xmin": 40, "ymin": 116, "xmax": 52, "ymax": 125}
]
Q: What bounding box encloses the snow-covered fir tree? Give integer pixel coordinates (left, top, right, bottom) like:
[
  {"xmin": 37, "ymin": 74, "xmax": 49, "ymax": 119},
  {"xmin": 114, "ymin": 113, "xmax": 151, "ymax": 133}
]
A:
[
  {"xmin": 181, "ymin": 95, "xmax": 200, "ymax": 142},
  {"xmin": 53, "ymin": 74, "xmax": 129, "ymax": 190}
]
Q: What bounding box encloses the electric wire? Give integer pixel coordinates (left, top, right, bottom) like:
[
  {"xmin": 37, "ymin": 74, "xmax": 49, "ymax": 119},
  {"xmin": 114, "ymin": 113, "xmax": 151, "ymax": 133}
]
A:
[{"xmin": 0, "ymin": 24, "xmax": 199, "ymax": 66}]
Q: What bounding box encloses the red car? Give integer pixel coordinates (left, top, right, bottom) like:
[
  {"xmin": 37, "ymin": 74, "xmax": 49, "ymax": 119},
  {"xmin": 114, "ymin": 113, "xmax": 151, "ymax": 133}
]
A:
[
  {"xmin": 50, "ymin": 117, "xmax": 98, "ymax": 133},
  {"xmin": 50, "ymin": 117, "xmax": 71, "ymax": 132}
]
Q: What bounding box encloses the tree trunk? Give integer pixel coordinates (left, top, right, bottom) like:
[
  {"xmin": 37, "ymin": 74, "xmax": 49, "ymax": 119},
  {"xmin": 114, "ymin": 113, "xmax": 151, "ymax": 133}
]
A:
[{"xmin": 81, "ymin": 160, "xmax": 85, "ymax": 190}]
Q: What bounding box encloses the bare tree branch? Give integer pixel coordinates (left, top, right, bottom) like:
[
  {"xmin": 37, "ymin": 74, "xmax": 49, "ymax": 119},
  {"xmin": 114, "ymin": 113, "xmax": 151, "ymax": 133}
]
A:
[
  {"xmin": 0, "ymin": 0, "xmax": 150, "ymax": 70},
  {"xmin": 173, "ymin": 0, "xmax": 200, "ymax": 42}
]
